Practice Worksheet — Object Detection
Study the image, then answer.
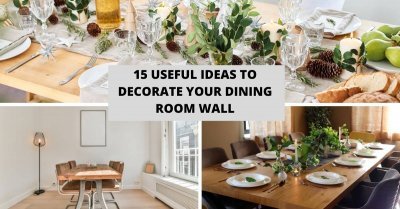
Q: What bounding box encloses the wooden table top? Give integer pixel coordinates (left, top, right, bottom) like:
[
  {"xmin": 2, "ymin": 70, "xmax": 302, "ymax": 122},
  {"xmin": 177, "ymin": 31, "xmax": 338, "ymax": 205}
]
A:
[
  {"xmin": 203, "ymin": 144, "xmax": 395, "ymax": 209},
  {"xmin": 0, "ymin": 2, "xmax": 383, "ymax": 102},
  {"xmin": 59, "ymin": 164, "xmax": 122, "ymax": 181}
]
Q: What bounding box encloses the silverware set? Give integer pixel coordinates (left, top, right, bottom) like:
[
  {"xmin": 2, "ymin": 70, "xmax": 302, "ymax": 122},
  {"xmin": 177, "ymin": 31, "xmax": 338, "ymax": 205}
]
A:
[{"xmin": 263, "ymin": 180, "xmax": 286, "ymax": 193}]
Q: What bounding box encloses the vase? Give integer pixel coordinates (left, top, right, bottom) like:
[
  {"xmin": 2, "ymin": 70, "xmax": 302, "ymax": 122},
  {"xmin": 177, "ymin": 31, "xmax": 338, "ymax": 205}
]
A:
[
  {"xmin": 66, "ymin": 0, "xmax": 89, "ymax": 24},
  {"xmin": 209, "ymin": 50, "xmax": 232, "ymax": 65},
  {"xmin": 278, "ymin": 170, "xmax": 287, "ymax": 182},
  {"xmin": 95, "ymin": 0, "xmax": 121, "ymax": 30}
]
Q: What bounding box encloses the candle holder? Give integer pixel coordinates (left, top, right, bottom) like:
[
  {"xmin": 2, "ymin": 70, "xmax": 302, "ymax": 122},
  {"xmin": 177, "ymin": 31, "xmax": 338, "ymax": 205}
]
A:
[{"xmin": 292, "ymin": 161, "xmax": 301, "ymax": 177}]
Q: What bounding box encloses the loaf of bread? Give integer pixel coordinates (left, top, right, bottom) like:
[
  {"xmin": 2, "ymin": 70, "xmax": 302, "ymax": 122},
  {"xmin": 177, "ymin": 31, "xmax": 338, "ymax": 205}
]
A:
[
  {"xmin": 344, "ymin": 72, "xmax": 390, "ymax": 92},
  {"xmin": 344, "ymin": 92, "xmax": 399, "ymax": 103},
  {"xmin": 316, "ymin": 86, "xmax": 362, "ymax": 103},
  {"xmin": 385, "ymin": 74, "xmax": 400, "ymax": 96}
]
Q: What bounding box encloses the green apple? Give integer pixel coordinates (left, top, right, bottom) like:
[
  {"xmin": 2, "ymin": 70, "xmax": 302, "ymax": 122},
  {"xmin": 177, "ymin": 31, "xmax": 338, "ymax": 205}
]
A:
[
  {"xmin": 365, "ymin": 39, "xmax": 393, "ymax": 61},
  {"xmin": 385, "ymin": 47, "xmax": 400, "ymax": 68},
  {"xmin": 361, "ymin": 31, "xmax": 391, "ymax": 44},
  {"xmin": 377, "ymin": 25, "xmax": 400, "ymax": 38}
]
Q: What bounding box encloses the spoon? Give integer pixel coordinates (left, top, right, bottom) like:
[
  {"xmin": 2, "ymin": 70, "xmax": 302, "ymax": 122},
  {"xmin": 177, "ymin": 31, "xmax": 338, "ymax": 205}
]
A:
[{"xmin": 267, "ymin": 180, "xmax": 285, "ymax": 193}]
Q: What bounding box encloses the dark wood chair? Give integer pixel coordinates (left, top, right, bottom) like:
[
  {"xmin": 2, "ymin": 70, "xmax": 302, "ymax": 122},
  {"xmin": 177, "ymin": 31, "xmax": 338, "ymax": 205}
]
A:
[
  {"xmin": 231, "ymin": 140, "xmax": 260, "ymax": 159},
  {"xmin": 68, "ymin": 160, "xmax": 77, "ymax": 169},
  {"xmin": 263, "ymin": 136, "xmax": 283, "ymax": 151},
  {"xmin": 202, "ymin": 147, "xmax": 229, "ymax": 168}
]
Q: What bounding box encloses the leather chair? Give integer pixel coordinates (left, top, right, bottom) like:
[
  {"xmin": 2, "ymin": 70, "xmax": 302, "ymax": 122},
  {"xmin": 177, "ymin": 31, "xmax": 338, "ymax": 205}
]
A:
[
  {"xmin": 68, "ymin": 160, "xmax": 77, "ymax": 169},
  {"xmin": 202, "ymin": 147, "xmax": 229, "ymax": 168},
  {"xmin": 231, "ymin": 140, "xmax": 260, "ymax": 159},
  {"xmin": 289, "ymin": 132, "xmax": 305, "ymax": 142},
  {"xmin": 349, "ymin": 132, "xmax": 376, "ymax": 143},
  {"xmin": 55, "ymin": 163, "xmax": 92, "ymax": 208},
  {"xmin": 367, "ymin": 162, "xmax": 400, "ymax": 183}
]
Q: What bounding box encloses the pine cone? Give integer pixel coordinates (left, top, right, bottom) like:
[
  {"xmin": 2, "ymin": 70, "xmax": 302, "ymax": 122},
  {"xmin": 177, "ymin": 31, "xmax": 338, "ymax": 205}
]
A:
[
  {"xmin": 232, "ymin": 55, "xmax": 243, "ymax": 65},
  {"xmin": 87, "ymin": 23, "xmax": 101, "ymax": 37},
  {"xmin": 61, "ymin": 6, "xmax": 69, "ymax": 14},
  {"xmin": 48, "ymin": 14, "xmax": 59, "ymax": 25},
  {"xmin": 201, "ymin": 52, "xmax": 209, "ymax": 59},
  {"xmin": 318, "ymin": 50, "xmax": 334, "ymax": 63},
  {"xmin": 166, "ymin": 41, "xmax": 180, "ymax": 52},
  {"xmin": 251, "ymin": 41, "xmax": 261, "ymax": 51},
  {"xmin": 18, "ymin": 7, "xmax": 30, "ymax": 15},
  {"xmin": 54, "ymin": 0, "xmax": 65, "ymax": 7},
  {"xmin": 306, "ymin": 59, "xmax": 342, "ymax": 79}
]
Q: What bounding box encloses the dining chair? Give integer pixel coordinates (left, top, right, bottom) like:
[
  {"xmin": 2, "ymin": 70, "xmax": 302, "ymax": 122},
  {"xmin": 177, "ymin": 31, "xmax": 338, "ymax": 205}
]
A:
[
  {"xmin": 367, "ymin": 162, "xmax": 400, "ymax": 184},
  {"xmin": 94, "ymin": 161, "xmax": 124, "ymax": 209},
  {"xmin": 202, "ymin": 147, "xmax": 229, "ymax": 168},
  {"xmin": 231, "ymin": 140, "xmax": 261, "ymax": 159},
  {"xmin": 203, "ymin": 191, "xmax": 259, "ymax": 209},
  {"xmin": 263, "ymin": 136, "xmax": 283, "ymax": 151},
  {"xmin": 382, "ymin": 151, "xmax": 400, "ymax": 168},
  {"xmin": 55, "ymin": 163, "xmax": 92, "ymax": 208},
  {"xmin": 349, "ymin": 132, "xmax": 376, "ymax": 143},
  {"xmin": 289, "ymin": 132, "xmax": 305, "ymax": 142},
  {"xmin": 68, "ymin": 160, "xmax": 77, "ymax": 169}
]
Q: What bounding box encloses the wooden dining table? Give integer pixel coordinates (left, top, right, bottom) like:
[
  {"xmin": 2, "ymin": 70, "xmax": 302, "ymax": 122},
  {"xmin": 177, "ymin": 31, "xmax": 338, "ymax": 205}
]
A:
[
  {"xmin": 0, "ymin": 1, "xmax": 384, "ymax": 102},
  {"xmin": 203, "ymin": 144, "xmax": 395, "ymax": 209},
  {"xmin": 58, "ymin": 164, "xmax": 122, "ymax": 209}
]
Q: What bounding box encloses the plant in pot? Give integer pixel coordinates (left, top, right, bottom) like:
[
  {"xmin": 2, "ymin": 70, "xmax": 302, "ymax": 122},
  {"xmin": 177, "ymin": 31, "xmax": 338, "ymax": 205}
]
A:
[{"xmin": 66, "ymin": 0, "xmax": 90, "ymax": 24}]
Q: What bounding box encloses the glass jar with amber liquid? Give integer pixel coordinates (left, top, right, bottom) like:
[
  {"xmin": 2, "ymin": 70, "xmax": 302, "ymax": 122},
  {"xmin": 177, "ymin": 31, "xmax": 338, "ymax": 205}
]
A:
[{"xmin": 95, "ymin": 0, "xmax": 121, "ymax": 30}]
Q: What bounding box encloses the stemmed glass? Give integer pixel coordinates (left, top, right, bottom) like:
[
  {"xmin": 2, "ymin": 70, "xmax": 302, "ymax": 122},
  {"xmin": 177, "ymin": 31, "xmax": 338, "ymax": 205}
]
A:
[
  {"xmin": 280, "ymin": 34, "xmax": 308, "ymax": 92},
  {"xmin": 278, "ymin": 0, "xmax": 302, "ymax": 32},
  {"xmin": 114, "ymin": 30, "xmax": 137, "ymax": 60},
  {"xmin": 136, "ymin": 13, "xmax": 162, "ymax": 64}
]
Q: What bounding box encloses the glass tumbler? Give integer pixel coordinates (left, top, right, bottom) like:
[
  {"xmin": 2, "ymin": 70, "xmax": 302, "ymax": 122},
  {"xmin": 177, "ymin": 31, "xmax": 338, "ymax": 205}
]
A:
[{"xmin": 302, "ymin": 22, "xmax": 324, "ymax": 47}]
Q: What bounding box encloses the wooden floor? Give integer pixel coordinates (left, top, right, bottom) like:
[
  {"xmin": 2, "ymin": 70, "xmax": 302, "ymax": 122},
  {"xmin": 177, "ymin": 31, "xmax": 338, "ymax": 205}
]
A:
[{"xmin": 10, "ymin": 189, "xmax": 171, "ymax": 209}]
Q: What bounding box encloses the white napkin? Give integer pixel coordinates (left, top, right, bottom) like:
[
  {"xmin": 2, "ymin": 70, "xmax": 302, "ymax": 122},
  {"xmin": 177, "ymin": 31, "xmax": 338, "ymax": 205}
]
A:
[
  {"xmin": 0, "ymin": 27, "xmax": 30, "ymax": 50},
  {"xmin": 300, "ymin": 8, "xmax": 356, "ymax": 38}
]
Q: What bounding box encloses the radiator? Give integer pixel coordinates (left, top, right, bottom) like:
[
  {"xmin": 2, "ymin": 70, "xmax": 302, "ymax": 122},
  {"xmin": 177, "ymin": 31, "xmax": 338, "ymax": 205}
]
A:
[{"xmin": 156, "ymin": 181, "xmax": 197, "ymax": 209}]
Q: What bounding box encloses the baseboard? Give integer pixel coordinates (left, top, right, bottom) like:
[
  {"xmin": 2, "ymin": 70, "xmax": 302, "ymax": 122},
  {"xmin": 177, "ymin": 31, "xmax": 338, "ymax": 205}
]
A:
[{"xmin": 0, "ymin": 188, "xmax": 36, "ymax": 209}]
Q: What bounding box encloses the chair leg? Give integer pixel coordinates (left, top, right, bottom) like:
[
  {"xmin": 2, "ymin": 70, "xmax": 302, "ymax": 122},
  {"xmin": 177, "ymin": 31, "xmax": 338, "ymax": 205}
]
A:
[
  {"xmin": 110, "ymin": 192, "xmax": 115, "ymax": 200},
  {"xmin": 70, "ymin": 195, "xmax": 75, "ymax": 201}
]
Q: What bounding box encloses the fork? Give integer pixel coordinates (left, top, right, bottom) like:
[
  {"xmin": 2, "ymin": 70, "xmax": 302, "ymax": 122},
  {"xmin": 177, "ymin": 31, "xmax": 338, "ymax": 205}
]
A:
[{"xmin": 59, "ymin": 54, "xmax": 98, "ymax": 85}]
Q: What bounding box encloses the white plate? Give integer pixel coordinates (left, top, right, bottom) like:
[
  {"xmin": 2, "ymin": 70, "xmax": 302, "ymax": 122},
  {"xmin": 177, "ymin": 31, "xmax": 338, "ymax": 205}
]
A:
[
  {"xmin": 334, "ymin": 157, "xmax": 364, "ymax": 167},
  {"xmin": 256, "ymin": 151, "xmax": 285, "ymax": 160},
  {"xmin": 226, "ymin": 173, "xmax": 271, "ymax": 188},
  {"xmin": 0, "ymin": 38, "xmax": 31, "ymax": 61},
  {"xmin": 338, "ymin": 16, "xmax": 362, "ymax": 36},
  {"xmin": 354, "ymin": 149, "xmax": 376, "ymax": 158},
  {"xmin": 366, "ymin": 142, "xmax": 383, "ymax": 150},
  {"xmin": 221, "ymin": 159, "xmax": 256, "ymax": 170},
  {"xmin": 78, "ymin": 62, "xmax": 117, "ymax": 88},
  {"xmin": 285, "ymin": 144, "xmax": 297, "ymax": 151},
  {"xmin": 306, "ymin": 171, "xmax": 347, "ymax": 185},
  {"xmin": 366, "ymin": 60, "xmax": 400, "ymax": 74}
]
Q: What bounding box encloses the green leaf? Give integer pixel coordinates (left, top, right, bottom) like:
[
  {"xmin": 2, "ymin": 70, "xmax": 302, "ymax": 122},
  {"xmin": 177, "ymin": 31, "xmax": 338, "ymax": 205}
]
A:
[
  {"xmin": 248, "ymin": 11, "xmax": 260, "ymax": 17},
  {"xmin": 187, "ymin": 32, "xmax": 195, "ymax": 43},
  {"xmin": 187, "ymin": 43, "xmax": 199, "ymax": 55},
  {"xmin": 345, "ymin": 58, "xmax": 356, "ymax": 65},
  {"xmin": 343, "ymin": 51, "xmax": 353, "ymax": 60},
  {"xmin": 70, "ymin": 12, "xmax": 78, "ymax": 21},
  {"xmin": 13, "ymin": 0, "xmax": 21, "ymax": 8},
  {"xmin": 66, "ymin": 1, "xmax": 77, "ymax": 10},
  {"xmin": 232, "ymin": 3, "xmax": 240, "ymax": 16},
  {"xmin": 240, "ymin": 18, "xmax": 252, "ymax": 27}
]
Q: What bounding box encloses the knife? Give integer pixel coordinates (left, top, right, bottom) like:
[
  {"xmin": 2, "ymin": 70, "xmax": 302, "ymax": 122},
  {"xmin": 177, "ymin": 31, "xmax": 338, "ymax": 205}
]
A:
[
  {"xmin": 5, "ymin": 52, "xmax": 40, "ymax": 73},
  {"xmin": 0, "ymin": 36, "xmax": 29, "ymax": 56}
]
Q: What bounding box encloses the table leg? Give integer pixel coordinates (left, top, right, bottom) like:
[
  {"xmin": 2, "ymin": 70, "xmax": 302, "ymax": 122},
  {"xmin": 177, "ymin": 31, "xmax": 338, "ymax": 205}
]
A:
[
  {"xmin": 96, "ymin": 180, "xmax": 108, "ymax": 209},
  {"xmin": 75, "ymin": 180, "xmax": 85, "ymax": 209}
]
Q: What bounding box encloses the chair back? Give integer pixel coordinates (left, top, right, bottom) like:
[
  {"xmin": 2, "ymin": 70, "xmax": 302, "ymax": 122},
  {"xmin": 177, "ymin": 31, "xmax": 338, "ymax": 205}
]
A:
[
  {"xmin": 231, "ymin": 140, "xmax": 260, "ymax": 159},
  {"xmin": 56, "ymin": 163, "xmax": 70, "ymax": 184},
  {"xmin": 391, "ymin": 162, "xmax": 400, "ymax": 173},
  {"xmin": 349, "ymin": 132, "xmax": 376, "ymax": 143},
  {"xmin": 289, "ymin": 132, "xmax": 305, "ymax": 142},
  {"xmin": 363, "ymin": 169, "xmax": 400, "ymax": 209},
  {"xmin": 263, "ymin": 136, "xmax": 283, "ymax": 151},
  {"xmin": 68, "ymin": 160, "xmax": 77, "ymax": 169},
  {"xmin": 109, "ymin": 160, "xmax": 118, "ymax": 169},
  {"xmin": 202, "ymin": 147, "xmax": 229, "ymax": 168}
]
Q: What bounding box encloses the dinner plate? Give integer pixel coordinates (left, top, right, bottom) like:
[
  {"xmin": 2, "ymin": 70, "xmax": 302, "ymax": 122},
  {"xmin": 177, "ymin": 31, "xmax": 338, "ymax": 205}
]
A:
[
  {"xmin": 334, "ymin": 157, "xmax": 364, "ymax": 167},
  {"xmin": 366, "ymin": 142, "xmax": 383, "ymax": 150},
  {"xmin": 337, "ymin": 16, "xmax": 362, "ymax": 36},
  {"xmin": 306, "ymin": 171, "xmax": 347, "ymax": 185},
  {"xmin": 78, "ymin": 62, "xmax": 118, "ymax": 88},
  {"xmin": 256, "ymin": 151, "xmax": 286, "ymax": 160},
  {"xmin": 285, "ymin": 144, "xmax": 297, "ymax": 151},
  {"xmin": 221, "ymin": 159, "xmax": 256, "ymax": 170},
  {"xmin": 366, "ymin": 60, "xmax": 400, "ymax": 74},
  {"xmin": 0, "ymin": 38, "xmax": 31, "ymax": 61},
  {"xmin": 354, "ymin": 149, "xmax": 376, "ymax": 158},
  {"xmin": 226, "ymin": 173, "xmax": 271, "ymax": 188}
]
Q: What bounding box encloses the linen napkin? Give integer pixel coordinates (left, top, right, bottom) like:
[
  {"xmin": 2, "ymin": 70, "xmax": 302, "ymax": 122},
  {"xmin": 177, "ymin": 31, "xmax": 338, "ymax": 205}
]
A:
[
  {"xmin": 0, "ymin": 27, "xmax": 30, "ymax": 54},
  {"xmin": 300, "ymin": 8, "xmax": 356, "ymax": 38}
]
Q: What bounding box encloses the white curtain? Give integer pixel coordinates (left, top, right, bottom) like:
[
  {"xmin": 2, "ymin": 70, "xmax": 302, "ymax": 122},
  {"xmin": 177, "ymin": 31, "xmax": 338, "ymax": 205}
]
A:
[{"xmin": 249, "ymin": 107, "xmax": 292, "ymax": 139}]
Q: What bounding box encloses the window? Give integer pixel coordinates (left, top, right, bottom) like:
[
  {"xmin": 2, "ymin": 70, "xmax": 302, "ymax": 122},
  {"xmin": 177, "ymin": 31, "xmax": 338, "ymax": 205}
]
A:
[
  {"xmin": 244, "ymin": 121, "xmax": 250, "ymax": 139},
  {"xmin": 169, "ymin": 121, "xmax": 200, "ymax": 182}
]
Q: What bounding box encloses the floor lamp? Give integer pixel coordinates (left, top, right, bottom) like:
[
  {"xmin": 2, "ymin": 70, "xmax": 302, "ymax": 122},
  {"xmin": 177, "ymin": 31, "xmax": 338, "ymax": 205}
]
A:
[{"xmin": 33, "ymin": 132, "xmax": 46, "ymax": 195}]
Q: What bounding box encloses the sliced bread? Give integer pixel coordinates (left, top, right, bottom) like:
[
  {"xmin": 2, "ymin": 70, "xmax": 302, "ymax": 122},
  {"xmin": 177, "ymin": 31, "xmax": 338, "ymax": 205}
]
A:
[
  {"xmin": 344, "ymin": 72, "xmax": 390, "ymax": 92},
  {"xmin": 385, "ymin": 74, "xmax": 400, "ymax": 96},
  {"xmin": 316, "ymin": 86, "xmax": 362, "ymax": 103},
  {"xmin": 344, "ymin": 92, "xmax": 400, "ymax": 103}
]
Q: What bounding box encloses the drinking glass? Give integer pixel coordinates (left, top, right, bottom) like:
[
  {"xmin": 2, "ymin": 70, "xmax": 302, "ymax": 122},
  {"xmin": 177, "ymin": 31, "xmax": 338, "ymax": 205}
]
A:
[
  {"xmin": 302, "ymin": 22, "xmax": 324, "ymax": 47},
  {"xmin": 251, "ymin": 57, "xmax": 276, "ymax": 65},
  {"xmin": 30, "ymin": 0, "xmax": 54, "ymax": 34},
  {"xmin": 136, "ymin": 13, "xmax": 162, "ymax": 63},
  {"xmin": 278, "ymin": 0, "xmax": 301, "ymax": 31},
  {"xmin": 281, "ymin": 34, "xmax": 308, "ymax": 92},
  {"xmin": 114, "ymin": 30, "xmax": 137, "ymax": 59},
  {"xmin": 17, "ymin": 11, "xmax": 36, "ymax": 34}
]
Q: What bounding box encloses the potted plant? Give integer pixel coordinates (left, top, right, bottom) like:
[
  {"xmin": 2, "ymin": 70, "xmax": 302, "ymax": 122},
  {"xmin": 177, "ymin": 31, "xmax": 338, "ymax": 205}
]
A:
[{"xmin": 66, "ymin": 0, "xmax": 90, "ymax": 24}]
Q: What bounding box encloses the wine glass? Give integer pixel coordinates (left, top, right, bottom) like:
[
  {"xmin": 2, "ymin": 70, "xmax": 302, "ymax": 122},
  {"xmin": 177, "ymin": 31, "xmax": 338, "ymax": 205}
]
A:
[
  {"xmin": 30, "ymin": 0, "xmax": 54, "ymax": 35},
  {"xmin": 114, "ymin": 30, "xmax": 137, "ymax": 59},
  {"xmin": 136, "ymin": 13, "xmax": 162, "ymax": 63},
  {"xmin": 278, "ymin": 0, "xmax": 301, "ymax": 32},
  {"xmin": 281, "ymin": 34, "xmax": 308, "ymax": 92}
]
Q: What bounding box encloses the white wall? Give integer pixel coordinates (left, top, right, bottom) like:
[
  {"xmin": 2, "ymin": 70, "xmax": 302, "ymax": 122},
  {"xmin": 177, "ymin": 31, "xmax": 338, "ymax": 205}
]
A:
[
  {"xmin": 0, "ymin": 106, "xmax": 153, "ymax": 208},
  {"xmin": 0, "ymin": 107, "xmax": 37, "ymax": 209},
  {"xmin": 149, "ymin": 122, "xmax": 162, "ymax": 175}
]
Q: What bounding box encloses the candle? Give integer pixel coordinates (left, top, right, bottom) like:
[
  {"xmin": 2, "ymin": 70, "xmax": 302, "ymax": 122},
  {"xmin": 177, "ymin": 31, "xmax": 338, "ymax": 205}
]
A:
[
  {"xmin": 157, "ymin": 6, "xmax": 171, "ymax": 20},
  {"xmin": 294, "ymin": 139, "xmax": 298, "ymax": 163},
  {"xmin": 261, "ymin": 22, "xmax": 285, "ymax": 43},
  {"xmin": 338, "ymin": 127, "xmax": 342, "ymax": 141},
  {"xmin": 339, "ymin": 35, "xmax": 363, "ymax": 73}
]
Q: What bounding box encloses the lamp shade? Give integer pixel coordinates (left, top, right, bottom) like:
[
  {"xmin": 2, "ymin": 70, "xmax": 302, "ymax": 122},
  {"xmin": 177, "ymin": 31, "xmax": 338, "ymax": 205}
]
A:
[{"xmin": 33, "ymin": 132, "xmax": 46, "ymax": 147}]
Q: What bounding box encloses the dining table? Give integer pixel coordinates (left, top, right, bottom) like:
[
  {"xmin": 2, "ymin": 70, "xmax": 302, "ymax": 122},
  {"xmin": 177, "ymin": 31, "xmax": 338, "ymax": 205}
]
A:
[
  {"xmin": 0, "ymin": 0, "xmax": 384, "ymax": 102},
  {"xmin": 58, "ymin": 164, "xmax": 122, "ymax": 209},
  {"xmin": 202, "ymin": 144, "xmax": 395, "ymax": 209}
]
